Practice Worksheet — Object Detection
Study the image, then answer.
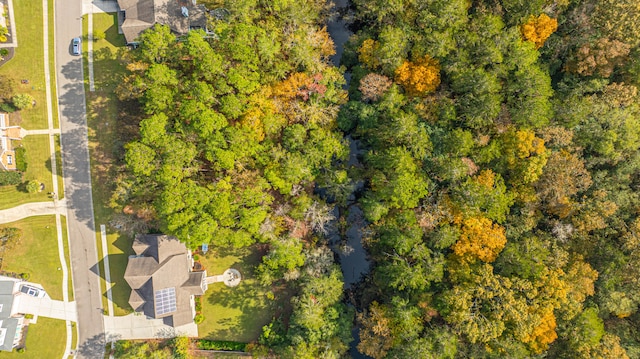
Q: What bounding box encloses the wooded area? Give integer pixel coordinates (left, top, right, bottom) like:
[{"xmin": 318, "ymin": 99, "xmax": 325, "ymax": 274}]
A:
[{"xmin": 112, "ymin": 0, "xmax": 640, "ymax": 357}]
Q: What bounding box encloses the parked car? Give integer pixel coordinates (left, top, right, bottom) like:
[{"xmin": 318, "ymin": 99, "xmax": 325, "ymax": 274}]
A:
[
  {"xmin": 19, "ymin": 284, "xmax": 46, "ymax": 298},
  {"xmin": 71, "ymin": 37, "xmax": 81, "ymax": 56}
]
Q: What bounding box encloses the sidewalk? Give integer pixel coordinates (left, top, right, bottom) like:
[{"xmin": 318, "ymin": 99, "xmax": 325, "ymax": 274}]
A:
[{"xmin": 0, "ymin": 200, "xmax": 66, "ymax": 224}]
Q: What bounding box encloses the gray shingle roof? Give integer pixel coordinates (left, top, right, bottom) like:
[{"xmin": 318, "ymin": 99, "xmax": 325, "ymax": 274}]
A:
[
  {"xmin": 124, "ymin": 234, "xmax": 205, "ymax": 327},
  {"xmin": 117, "ymin": 0, "xmax": 207, "ymax": 44}
]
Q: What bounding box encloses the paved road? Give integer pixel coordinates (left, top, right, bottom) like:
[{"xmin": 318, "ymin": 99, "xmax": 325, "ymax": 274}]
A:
[{"xmin": 54, "ymin": 1, "xmax": 106, "ymax": 357}]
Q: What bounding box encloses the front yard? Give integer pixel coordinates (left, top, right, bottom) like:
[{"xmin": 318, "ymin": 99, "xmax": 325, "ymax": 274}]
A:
[
  {"xmin": 0, "ymin": 215, "xmax": 70, "ymax": 300},
  {"xmin": 0, "ymin": 216, "xmax": 71, "ymax": 358},
  {"xmin": 81, "ymin": 12, "xmax": 133, "ymax": 316}
]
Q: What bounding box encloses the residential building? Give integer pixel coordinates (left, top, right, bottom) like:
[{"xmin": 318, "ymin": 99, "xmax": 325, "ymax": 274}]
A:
[
  {"xmin": 0, "ymin": 278, "xmax": 25, "ymax": 352},
  {"xmin": 124, "ymin": 234, "xmax": 207, "ymax": 327},
  {"xmin": 0, "ymin": 113, "xmax": 25, "ymax": 171},
  {"xmin": 117, "ymin": 0, "xmax": 207, "ymax": 45}
]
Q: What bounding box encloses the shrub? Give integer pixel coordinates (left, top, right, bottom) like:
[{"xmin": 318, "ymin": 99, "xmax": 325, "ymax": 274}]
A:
[
  {"xmin": 16, "ymin": 347, "xmax": 25, "ymax": 353},
  {"xmin": 20, "ymin": 272, "xmax": 30, "ymax": 280},
  {"xmin": 0, "ymin": 26, "xmax": 7, "ymax": 43},
  {"xmin": 0, "ymin": 102, "xmax": 15, "ymax": 113},
  {"xmin": 0, "ymin": 171, "xmax": 22, "ymax": 186},
  {"xmin": 24, "ymin": 314, "xmax": 33, "ymax": 319},
  {"xmin": 94, "ymin": 30, "xmax": 106, "ymax": 41},
  {"xmin": 12, "ymin": 93, "xmax": 34, "ymax": 110},
  {"xmin": 196, "ymin": 339, "xmax": 247, "ymax": 351},
  {"xmin": 0, "ymin": 49, "xmax": 7, "ymax": 57},
  {"xmin": 194, "ymin": 314, "xmax": 204, "ymax": 324},
  {"xmin": 26, "ymin": 180, "xmax": 40, "ymax": 194},
  {"xmin": 14, "ymin": 147, "xmax": 27, "ymax": 172},
  {"xmin": 194, "ymin": 296, "xmax": 202, "ymax": 312}
]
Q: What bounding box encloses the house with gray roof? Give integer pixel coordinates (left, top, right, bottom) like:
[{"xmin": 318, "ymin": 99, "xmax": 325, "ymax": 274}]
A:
[
  {"xmin": 124, "ymin": 234, "xmax": 207, "ymax": 327},
  {"xmin": 0, "ymin": 278, "xmax": 25, "ymax": 352},
  {"xmin": 117, "ymin": 0, "xmax": 207, "ymax": 45}
]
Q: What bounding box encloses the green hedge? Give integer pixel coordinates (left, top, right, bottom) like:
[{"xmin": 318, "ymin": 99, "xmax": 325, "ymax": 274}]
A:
[
  {"xmin": 196, "ymin": 339, "xmax": 247, "ymax": 352},
  {"xmin": 14, "ymin": 147, "xmax": 27, "ymax": 172},
  {"xmin": 0, "ymin": 171, "xmax": 22, "ymax": 185}
]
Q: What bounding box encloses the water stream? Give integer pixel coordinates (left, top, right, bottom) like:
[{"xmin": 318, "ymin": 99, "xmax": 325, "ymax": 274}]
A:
[{"xmin": 325, "ymin": 2, "xmax": 372, "ymax": 357}]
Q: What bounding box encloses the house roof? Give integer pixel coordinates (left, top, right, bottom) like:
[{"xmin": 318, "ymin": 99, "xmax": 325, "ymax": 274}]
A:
[
  {"xmin": 124, "ymin": 234, "xmax": 205, "ymax": 327},
  {"xmin": 117, "ymin": 0, "xmax": 207, "ymax": 44},
  {"xmin": 0, "ymin": 114, "xmax": 22, "ymax": 171},
  {"xmin": 0, "ymin": 318, "xmax": 19, "ymax": 352}
]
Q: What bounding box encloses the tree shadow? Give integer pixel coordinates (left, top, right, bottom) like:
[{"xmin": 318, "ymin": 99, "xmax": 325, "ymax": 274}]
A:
[{"xmin": 76, "ymin": 332, "xmax": 110, "ymax": 359}]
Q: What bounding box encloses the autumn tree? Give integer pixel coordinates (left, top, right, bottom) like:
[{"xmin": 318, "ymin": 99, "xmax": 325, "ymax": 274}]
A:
[
  {"xmin": 394, "ymin": 55, "xmax": 441, "ymax": 96},
  {"xmin": 359, "ymin": 73, "xmax": 393, "ymax": 102},
  {"xmin": 566, "ymin": 38, "xmax": 631, "ymax": 78},
  {"xmin": 451, "ymin": 217, "xmax": 507, "ymax": 263},
  {"xmin": 521, "ymin": 14, "xmax": 558, "ymax": 49}
]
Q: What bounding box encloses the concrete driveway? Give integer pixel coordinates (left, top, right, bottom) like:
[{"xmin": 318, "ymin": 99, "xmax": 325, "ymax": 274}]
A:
[
  {"xmin": 15, "ymin": 295, "xmax": 77, "ymax": 322},
  {"xmin": 103, "ymin": 314, "xmax": 198, "ymax": 340}
]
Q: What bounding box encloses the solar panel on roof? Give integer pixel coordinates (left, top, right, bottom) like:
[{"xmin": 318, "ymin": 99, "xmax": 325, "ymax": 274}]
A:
[{"xmin": 154, "ymin": 287, "xmax": 177, "ymax": 315}]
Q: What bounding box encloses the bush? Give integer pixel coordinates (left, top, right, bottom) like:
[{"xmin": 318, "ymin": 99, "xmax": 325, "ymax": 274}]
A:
[
  {"xmin": 0, "ymin": 102, "xmax": 15, "ymax": 113},
  {"xmin": 24, "ymin": 314, "xmax": 33, "ymax": 319},
  {"xmin": 20, "ymin": 272, "xmax": 30, "ymax": 280},
  {"xmin": 12, "ymin": 93, "xmax": 34, "ymax": 110},
  {"xmin": 16, "ymin": 347, "xmax": 25, "ymax": 353},
  {"xmin": 94, "ymin": 30, "xmax": 106, "ymax": 41},
  {"xmin": 26, "ymin": 180, "xmax": 40, "ymax": 194},
  {"xmin": 194, "ymin": 314, "xmax": 204, "ymax": 324},
  {"xmin": 0, "ymin": 49, "xmax": 8, "ymax": 57},
  {"xmin": 0, "ymin": 171, "xmax": 22, "ymax": 186},
  {"xmin": 196, "ymin": 339, "xmax": 247, "ymax": 351},
  {"xmin": 14, "ymin": 147, "xmax": 27, "ymax": 172}
]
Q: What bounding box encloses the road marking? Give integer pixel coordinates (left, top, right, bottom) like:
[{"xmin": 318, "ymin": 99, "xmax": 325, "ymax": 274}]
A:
[{"xmin": 100, "ymin": 224, "xmax": 114, "ymax": 317}]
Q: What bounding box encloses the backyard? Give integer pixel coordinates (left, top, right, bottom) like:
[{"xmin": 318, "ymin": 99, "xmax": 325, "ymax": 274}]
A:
[{"xmin": 197, "ymin": 246, "xmax": 287, "ymax": 343}]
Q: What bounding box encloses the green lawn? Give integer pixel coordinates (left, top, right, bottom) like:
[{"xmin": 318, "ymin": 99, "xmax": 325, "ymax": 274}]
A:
[
  {"xmin": 0, "ymin": 135, "xmax": 55, "ymax": 209},
  {"xmin": 82, "ymin": 12, "xmax": 133, "ymax": 317},
  {"xmin": 61, "ymin": 215, "xmax": 73, "ymax": 300},
  {"xmin": 0, "ymin": 0, "xmax": 48, "ymax": 130},
  {"xmin": 0, "ymin": 318, "xmax": 66, "ymax": 358},
  {"xmin": 1, "ymin": 216, "xmax": 67, "ymax": 300},
  {"xmin": 197, "ymin": 247, "xmax": 278, "ymax": 343},
  {"xmin": 54, "ymin": 134, "xmax": 64, "ymax": 199}
]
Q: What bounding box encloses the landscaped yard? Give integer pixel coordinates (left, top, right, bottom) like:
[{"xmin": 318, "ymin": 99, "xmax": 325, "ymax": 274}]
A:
[
  {"xmin": 0, "ymin": 216, "xmax": 69, "ymax": 300},
  {"xmin": 0, "ymin": 317, "xmax": 67, "ymax": 358},
  {"xmin": 197, "ymin": 247, "xmax": 282, "ymax": 343},
  {"xmin": 0, "ymin": 0, "xmax": 49, "ymax": 130},
  {"xmin": 81, "ymin": 12, "xmax": 132, "ymax": 317},
  {"xmin": 0, "ymin": 135, "xmax": 56, "ymax": 209}
]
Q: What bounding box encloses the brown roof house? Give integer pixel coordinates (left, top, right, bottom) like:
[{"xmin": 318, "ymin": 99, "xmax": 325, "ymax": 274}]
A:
[
  {"xmin": 117, "ymin": 0, "xmax": 207, "ymax": 45},
  {"xmin": 0, "ymin": 114, "xmax": 25, "ymax": 171},
  {"xmin": 124, "ymin": 234, "xmax": 207, "ymax": 327}
]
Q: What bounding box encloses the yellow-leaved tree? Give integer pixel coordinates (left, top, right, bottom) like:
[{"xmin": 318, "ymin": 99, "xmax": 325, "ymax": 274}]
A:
[
  {"xmin": 394, "ymin": 55, "xmax": 441, "ymax": 96},
  {"xmin": 521, "ymin": 14, "xmax": 558, "ymax": 49},
  {"xmin": 452, "ymin": 217, "xmax": 507, "ymax": 263}
]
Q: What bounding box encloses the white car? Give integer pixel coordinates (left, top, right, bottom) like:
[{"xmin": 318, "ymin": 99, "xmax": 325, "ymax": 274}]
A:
[{"xmin": 19, "ymin": 284, "xmax": 46, "ymax": 298}]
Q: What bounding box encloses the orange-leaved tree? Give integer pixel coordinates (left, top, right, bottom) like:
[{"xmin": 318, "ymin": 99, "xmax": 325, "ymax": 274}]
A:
[
  {"xmin": 521, "ymin": 14, "xmax": 558, "ymax": 49},
  {"xmin": 394, "ymin": 55, "xmax": 441, "ymax": 96},
  {"xmin": 452, "ymin": 217, "xmax": 507, "ymax": 263}
]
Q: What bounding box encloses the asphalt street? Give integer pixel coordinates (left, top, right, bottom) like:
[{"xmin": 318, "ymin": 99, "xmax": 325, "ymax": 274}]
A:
[{"xmin": 54, "ymin": 1, "xmax": 106, "ymax": 357}]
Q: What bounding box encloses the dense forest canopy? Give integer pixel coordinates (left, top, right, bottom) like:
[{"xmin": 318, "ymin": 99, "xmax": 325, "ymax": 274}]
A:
[{"xmin": 113, "ymin": 0, "xmax": 640, "ymax": 357}]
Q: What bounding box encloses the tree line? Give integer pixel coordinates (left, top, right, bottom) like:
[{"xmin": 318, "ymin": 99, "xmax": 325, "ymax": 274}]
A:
[{"xmin": 113, "ymin": 0, "xmax": 640, "ymax": 357}]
